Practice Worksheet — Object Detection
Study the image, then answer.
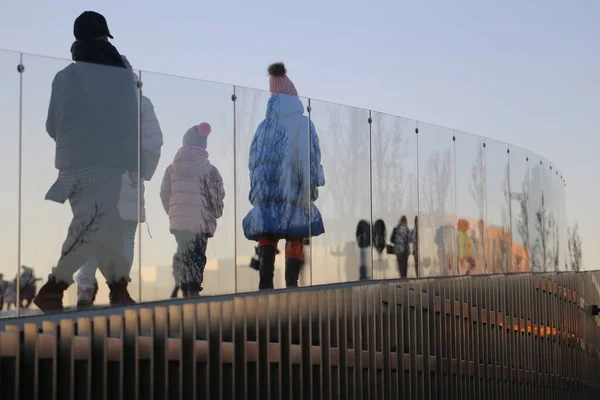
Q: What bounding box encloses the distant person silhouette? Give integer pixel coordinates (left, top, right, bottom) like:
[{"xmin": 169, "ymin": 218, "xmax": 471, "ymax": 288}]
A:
[
  {"xmin": 391, "ymin": 216, "xmax": 410, "ymax": 278},
  {"xmin": 356, "ymin": 219, "xmax": 371, "ymax": 280}
]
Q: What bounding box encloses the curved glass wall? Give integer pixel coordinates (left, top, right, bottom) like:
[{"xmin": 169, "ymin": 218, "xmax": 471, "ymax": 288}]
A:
[{"xmin": 0, "ymin": 49, "xmax": 571, "ymax": 317}]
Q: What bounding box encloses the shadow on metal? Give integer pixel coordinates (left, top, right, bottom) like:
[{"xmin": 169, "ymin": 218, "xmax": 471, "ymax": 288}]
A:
[{"xmin": 1, "ymin": 271, "xmax": 600, "ymax": 399}]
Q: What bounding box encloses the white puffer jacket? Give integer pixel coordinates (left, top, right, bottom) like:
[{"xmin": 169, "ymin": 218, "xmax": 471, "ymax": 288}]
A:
[
  {"xmin": 117, "ymin": 95, "xmax": 163, "ymax": 222},
  {"xmin": 117, "ymin": 56, "xmax": 164, "ymax": 222}
]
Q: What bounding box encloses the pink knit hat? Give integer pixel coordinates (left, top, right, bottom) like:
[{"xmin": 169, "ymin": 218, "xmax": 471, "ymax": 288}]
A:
[
  {"xmin": 183, "ymin": 123, "xmax": 211, "ymax": 147},
  {"xmin": 268, "ymin": 62, "xmax": 298, "ymax": 96}
]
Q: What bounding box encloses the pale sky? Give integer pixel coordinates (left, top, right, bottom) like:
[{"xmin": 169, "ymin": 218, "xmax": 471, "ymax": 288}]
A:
[{"xmin": 0, "ymin": 0, "xmax": 597, "ymax": 286}]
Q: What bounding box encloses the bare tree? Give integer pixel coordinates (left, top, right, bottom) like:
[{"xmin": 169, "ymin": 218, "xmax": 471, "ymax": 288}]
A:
[
  {"xmin": 319, "ymin": 107, "xmax": 371, "ymax": 237},
  {"xmin": 469, "ymin": 144, "xmax": 486, "ymax": 266},
  {"xmin": 371, "ymin": 114, "xmax": 409, "ymax": 217},
  {"xmin": 498, "ymin": 163, "xmax": 512, "ymax": 272},
  {"xmin": 422, "ymin": 150, "xmax": 453, "ymax": 274},
  {"xmin": 422, "ymin": 150, "xmax": 452, "ymax": 217},
  {"xmin": 553, "ymin": 216, "xmax": 560, "ymax": 272},
  {"xmin": 532, "ymin": 193, "xmax": 553, "ymax": 272},
  {"xmin": 59, "ymin": 183, "xmax": 105, "ymax": 262},
  {"xmin": 469, "ymin": 145, "xmax": 485, "ymax": 224},
  {"xmin": 568, "ymin": 223, "xmax": 582, "ymax": 272},
  {"xmin": 515, "ymin": 179, "xmax": 530, "ymax": 262}
]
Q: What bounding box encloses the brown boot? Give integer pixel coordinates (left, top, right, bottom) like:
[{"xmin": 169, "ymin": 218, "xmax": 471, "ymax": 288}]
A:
[
  {"xmin": 108, "ymin": 278, "xmax": 136, "ymax": 306},
  {"xmin": 33, "ymin": 277, "xmax": 69, "ymax": 313}
]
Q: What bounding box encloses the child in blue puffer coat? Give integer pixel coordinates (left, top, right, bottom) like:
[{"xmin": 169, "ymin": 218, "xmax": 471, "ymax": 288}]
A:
[{"xmin": 242, "ymin": 62, "xmax": 325, "ymax": 290}]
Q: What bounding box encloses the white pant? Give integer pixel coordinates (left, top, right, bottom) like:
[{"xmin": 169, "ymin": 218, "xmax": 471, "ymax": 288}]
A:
[{"xmin": 73, "ymin": 221, "xmax": 138, "ymax": 290}]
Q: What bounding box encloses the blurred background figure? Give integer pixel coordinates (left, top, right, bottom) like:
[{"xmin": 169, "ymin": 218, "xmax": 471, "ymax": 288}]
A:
[
  {"xmin": 391, "ymin": 216, "xmax": 410, "ymax": 278},
  {"xmin": 356, "ymin": 219, "xmax": 371, "ymax": 280}
]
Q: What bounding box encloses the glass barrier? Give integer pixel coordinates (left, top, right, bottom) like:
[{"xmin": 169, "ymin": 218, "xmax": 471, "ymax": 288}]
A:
[
  {"xmin": 417, "ymin": 122, "xmax": 456, "ymax": 277},
  {"xmin": 370, "ymin": 113, "xmax": 418, "ymax": 280},
  {"xmin": 508, "ymin": 145, "xmax": 532, "ymax": 272},
  {"xmin": 540, "ymin": 158, "xmax": 555, "ymax": 272},
  {"xmin": 484, "ymin": 138, "xmax": 511, "ymax": 274},
  {"xmin": 559, "ymin": 173, "xmax": 569, "ymax": 270},
  {"xmin": 549, "ymin": 163, "xmax": 562, "ymax": 271},
  {"xmin": 309, "ymin": 99, "xmax": 371, "ymax": 284},
  {"xmin": 139, "ymin": 72, "xmax": 235, "ymax": 301},
  {"xmin": 21, "ymin": 55, "xmax": 141, "ymax": 311},
  {"xmin": 528, "ymin": 155, "xmax": 544, "ymax": 272},
  {"xmin": 0, "ymin": 50, "xmax": 20, "ymax": 314},
  {"xmin": 547, "ymin": 160, "xmax": 558, "ymax": 272},
  {"xmin": 234, "ymin": 86, "xmax": 271, "ymax": 293},
  {"xmin": 0, "ymin": 50, "xmax": 574, "ymax": 317},
  {"xmin": 454, "ymin": 131, "xmax": 487, "ymax": 275}
]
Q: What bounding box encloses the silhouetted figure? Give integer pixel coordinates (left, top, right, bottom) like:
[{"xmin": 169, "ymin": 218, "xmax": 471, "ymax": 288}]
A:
[
  {"xmin": 391, "ymin": 216, "xmax": 410, "ymax": 278},
  {"xmin": 373, "ymin": 219, "xmax": 387, "ymax": 255},
  {"xmin": 356, "ymin": 220, "xmax": 371, "ymax": 280},
  {"xmin": 242, "ymin": 63, "xmax": 325, "ymax": 290},
  {"xmin": 160, "ymin": 123, "xmax": 225, "ymax": 297},
  {"xmin": 34, "ymin": 11, "xmax": 138, "ymax": 312}
]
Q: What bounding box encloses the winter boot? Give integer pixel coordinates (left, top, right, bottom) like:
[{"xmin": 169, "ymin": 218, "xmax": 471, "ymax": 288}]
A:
[
  {"xmin": 33, "ymin": 277, "xmax": 69, "ymax": 313},
  {"xmin": 285, "ymin": 258, "xmax": 303, "ymax": 288},
  {"xmin": 77, "ymin": 280, "xmax": 99, "ymax": 309},
  {"xmin": 258, "ymin": 245, "xmax": 277, "ymax": 290},
  {"xmin": 181, "ymin": 283, "xmax": 203, "ymax": 298},
  {"xmin": 108, "ymin": 278, "xmax": 136, "ymax": 306}
]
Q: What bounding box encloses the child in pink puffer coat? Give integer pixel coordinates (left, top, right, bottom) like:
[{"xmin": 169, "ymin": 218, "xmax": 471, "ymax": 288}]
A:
[{"xmin": 160, "ymin": 123, "xmax": 225, "ymax": 297}]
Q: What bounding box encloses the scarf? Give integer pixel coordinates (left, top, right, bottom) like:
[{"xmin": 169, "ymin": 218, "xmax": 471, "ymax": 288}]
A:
[
  {"xmin": 70, "ymin": 40, "xmax": 126, "ymax": 68},
  {"xmin": 180, "ymin": 146, "xmax": 209, "ymax": 158}
]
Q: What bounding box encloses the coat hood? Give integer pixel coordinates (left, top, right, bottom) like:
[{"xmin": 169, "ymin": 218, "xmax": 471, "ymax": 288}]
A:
[
  {"xmin": 266, "ymin": 94, "xmax": 305, "ymax": 120},
  {"xmin": 172, "ymin": 147, "xmax": 209, "ymax": 177}
]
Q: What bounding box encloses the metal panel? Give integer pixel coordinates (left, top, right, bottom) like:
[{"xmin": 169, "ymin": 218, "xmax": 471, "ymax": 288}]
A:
[{"xmin": 1, "ymin": 272, "xmax": 600, "ymax": 399}]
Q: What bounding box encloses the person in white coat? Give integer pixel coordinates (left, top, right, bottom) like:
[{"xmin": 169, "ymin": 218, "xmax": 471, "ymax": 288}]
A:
[{"xmin": 73, "ymin": 55, "xmax": 163, "ymax": 307}]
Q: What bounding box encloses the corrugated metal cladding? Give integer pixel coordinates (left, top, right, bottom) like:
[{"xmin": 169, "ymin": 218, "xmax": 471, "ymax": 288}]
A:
[{"xmin": 1, "ymin": 271, "xmax": 600, "ymax": 399}]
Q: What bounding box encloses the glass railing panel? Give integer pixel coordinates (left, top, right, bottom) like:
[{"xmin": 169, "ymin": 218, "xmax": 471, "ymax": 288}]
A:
[
  {"xmin": 0, "ymin": 50, "xmax": 21, "ymax": 315},
  {"xmin": 508, "ymin": 145, "xmax": 532, "ymax": 272},
  {"xmin": 454, "ymin": 131, "xmax": 486, "ymax": 275},
  {"xmin": 539, "ymin": 158, "xmax": 555, "ymax": 272},
  {"xmin": 235, "ymin": 87, "xmax": 312, "ymax": 292},
  {"xmin": 484, "ymin": 138, "xmax": 511, "ymax": 274},
  {"xmin": 139, "ymin": 72, "xmax": 235, "ymax": 300},
  {"xmin": 528, "ymin": 154, "xmax": 545, "ymax": 272},
  {"xmin": 370, "ymin": 112, "xmax": 418, "ymax": 279},
  {"xmin": 21, "ymin": 55, "xmax": 140, "ymax": 310},
  {"xmin": 417, "ymin": 122, "xmax": 456, "ymax": 277},
  {"xmin": 308, "ymin": 99, "xmax": 371, "ymax": 284}
]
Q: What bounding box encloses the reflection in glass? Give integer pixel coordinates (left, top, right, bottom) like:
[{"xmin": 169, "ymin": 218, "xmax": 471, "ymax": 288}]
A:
[
  {"xmin": 309, "ymin": 100, "xmax": 370, "ymax": 284},
  {"xmin": 454, "ymin": 132, "xmax": 486, "ymax": 275},
  {"xmin": 0, "ymin": 50, "xmax": 20, "ymax": 314},
  {"xmin": 141, "ymin": 73, "xmax": 234, "ymax": 300},
  {"xmin": 529, "ymin": 157, "xmax": 554, "ymax": 272},
  {"xmin": 23, "ymin": 55, "xmax": 139, "ymax": 312},
  {"xmin": 235, "ymin": 87, "xmax": 272, "ymax": 292},
  {"xmin": 417, "ymin": 122, "xmax": 456, "ymax": 277},
  {"xmin": 485, "ymin": 139, "xmax": 511, "ymax": 274},
  {"xmin": 508, "ymin": 146, "xmax": 531, "ymax": 272},
  {"xmin": 236, "ymin": 87, "xmax": 316, "ymax": 291},
  {"xmin": 371, "ymin": 113, "xmax": 418, "ymax": 279}
]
